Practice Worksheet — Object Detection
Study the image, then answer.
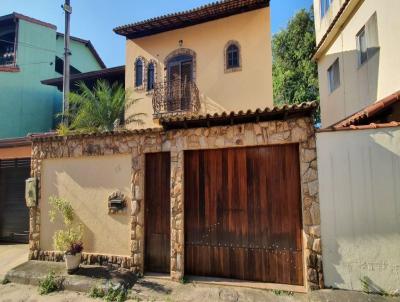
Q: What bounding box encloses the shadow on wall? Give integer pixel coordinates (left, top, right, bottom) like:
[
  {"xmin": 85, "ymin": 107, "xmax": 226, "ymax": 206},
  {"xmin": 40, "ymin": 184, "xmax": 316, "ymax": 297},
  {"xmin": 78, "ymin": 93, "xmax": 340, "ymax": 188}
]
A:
[
  {"xmin": 319, "ymin": 128, "xmax": 400, "ymax": 292},
  {"xmin": 320, "ymin": 48, "xmax": 380, "ymax": 126}
]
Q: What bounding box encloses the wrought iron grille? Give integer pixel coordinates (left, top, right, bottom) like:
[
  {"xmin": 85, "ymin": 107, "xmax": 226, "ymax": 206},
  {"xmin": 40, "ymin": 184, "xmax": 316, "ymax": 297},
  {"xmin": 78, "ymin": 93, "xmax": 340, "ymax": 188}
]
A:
[{"xmin": 152, "ymin": 78, "xmax": 200, "ymax": 117}]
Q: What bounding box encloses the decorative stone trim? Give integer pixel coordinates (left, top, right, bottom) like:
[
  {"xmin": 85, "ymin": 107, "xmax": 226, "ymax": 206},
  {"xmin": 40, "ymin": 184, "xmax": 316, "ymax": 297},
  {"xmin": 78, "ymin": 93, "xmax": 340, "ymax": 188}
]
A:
[
  {"xmin": 224, "ymin": 40, "xmax": 242, "ymax": 73},
  {"xmin": 134, "ymin": 56, "xmax": 147, "ymax": 92},
  {"xmin": 29, "ymin": 250, "xmax": 135, "ymax": 270},
  {"xmin": 30, "ymin": 117, "xmax": 322, "ymax": 290},
  {"xmin": 164, "ymin": 48, "xmax": 197, "ymax": 83}
]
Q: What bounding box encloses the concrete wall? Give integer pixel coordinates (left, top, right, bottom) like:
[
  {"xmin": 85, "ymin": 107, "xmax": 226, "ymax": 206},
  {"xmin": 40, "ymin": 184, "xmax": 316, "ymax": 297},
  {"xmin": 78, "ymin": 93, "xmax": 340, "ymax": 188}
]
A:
[
  {"xmin": 314, "ymin": 0, "xmax": 400, "ymax": 127},
  {"xmin": 317, "ymin": 127, "xmax": 400, "ymax": 292},
  {"xmin": 0, "ymin": 19, "xmax": 103, "ymax": 140},
  {"xmin": 40, "ymin": 155, "xmax": 132, "ymax": 256},
  {"xmin": 125, "ymin": 8, "xmax": 273, "ymax": 128}
]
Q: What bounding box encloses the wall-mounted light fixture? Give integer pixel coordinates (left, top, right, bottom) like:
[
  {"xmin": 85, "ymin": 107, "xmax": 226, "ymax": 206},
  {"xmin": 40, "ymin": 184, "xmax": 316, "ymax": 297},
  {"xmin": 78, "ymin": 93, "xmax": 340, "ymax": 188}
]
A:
[{"xmin": 179, "ymin": 40, "xmax": 183, "ymax": 47}]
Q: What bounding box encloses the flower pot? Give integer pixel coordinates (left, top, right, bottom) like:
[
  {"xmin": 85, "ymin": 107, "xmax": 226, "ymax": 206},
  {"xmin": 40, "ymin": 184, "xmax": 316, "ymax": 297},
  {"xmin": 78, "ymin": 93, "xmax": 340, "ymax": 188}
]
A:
[{"xmin": 64, "ymin": 253, "xmax": 81, "ymax": 274}]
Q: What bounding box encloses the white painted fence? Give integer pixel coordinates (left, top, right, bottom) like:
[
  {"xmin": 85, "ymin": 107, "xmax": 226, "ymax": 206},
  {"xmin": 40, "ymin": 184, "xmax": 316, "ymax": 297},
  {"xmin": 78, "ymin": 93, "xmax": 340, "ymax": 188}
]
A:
[{"xmin": 317, "ymin": 127, "xmax": 400, "ymax": 293}]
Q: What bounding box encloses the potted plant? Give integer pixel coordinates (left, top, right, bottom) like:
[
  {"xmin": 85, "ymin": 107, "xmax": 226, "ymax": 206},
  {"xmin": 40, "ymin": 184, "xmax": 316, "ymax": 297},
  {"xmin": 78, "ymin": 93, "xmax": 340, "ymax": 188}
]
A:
[{"xmin": 49, "ymin": 196, "xmax": 84, "ymax": 274}]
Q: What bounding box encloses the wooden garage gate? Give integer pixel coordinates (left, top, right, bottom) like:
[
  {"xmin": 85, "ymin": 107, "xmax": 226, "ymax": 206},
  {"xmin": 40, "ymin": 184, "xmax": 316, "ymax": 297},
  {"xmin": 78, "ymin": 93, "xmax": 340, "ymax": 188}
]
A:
[
  {"xmin": 184, "ymin": 144, "xmax": 303, "ymax": 285},
  {"xmin": 0, "ymin": 158, "xmax": 31, "ymax": 243}
]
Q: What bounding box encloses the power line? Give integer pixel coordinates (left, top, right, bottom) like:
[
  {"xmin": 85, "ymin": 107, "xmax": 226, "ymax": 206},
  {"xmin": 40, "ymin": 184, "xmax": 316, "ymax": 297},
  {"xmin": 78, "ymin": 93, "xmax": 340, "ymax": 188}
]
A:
[{"xmin": 0, "ymin": 38, "xmax": 57, "ymax": 54}]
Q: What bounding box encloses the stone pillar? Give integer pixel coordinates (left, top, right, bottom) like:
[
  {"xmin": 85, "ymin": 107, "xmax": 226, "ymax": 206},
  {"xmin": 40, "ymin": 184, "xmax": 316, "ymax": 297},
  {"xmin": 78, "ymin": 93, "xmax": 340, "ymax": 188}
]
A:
[
  {"xmin": 300, "ymin": 135, "xmax": 324, "ymax": 290},
  {"xmin": 170, "ymin": 150, "xmax": 184, "ymax": 281},
  {"xmin": 131, "ymin": 154, "xmax": 144, "ymax": 273}
]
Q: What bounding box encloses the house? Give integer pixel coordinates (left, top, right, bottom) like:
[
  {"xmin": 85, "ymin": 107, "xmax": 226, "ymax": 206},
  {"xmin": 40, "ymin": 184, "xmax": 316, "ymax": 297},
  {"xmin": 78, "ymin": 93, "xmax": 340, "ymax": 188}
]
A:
[
  {"xmin": 27, "ymin": 0, "xmax": 324, "ymax": 292},
  {"xmin": 313, "ymin": 0, "xmax": 400, "ymax": 128},
  {"xmin": 0, "ymin": 12, "xmax": 105, "ymax": 243},
  {"xmin": 113, "ymin": 0, "xmax": 273, "ymax": 128},
  {"xmin": 313, "ymin": 0, "xmax": 400, "ymax": 293}
]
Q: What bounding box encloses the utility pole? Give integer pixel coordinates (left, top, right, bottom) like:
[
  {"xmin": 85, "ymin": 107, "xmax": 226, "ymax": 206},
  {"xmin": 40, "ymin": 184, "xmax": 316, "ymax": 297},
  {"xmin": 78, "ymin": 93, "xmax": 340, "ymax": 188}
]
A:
[{"xmin": 62, "ymin": 0, "xmax": 72, "ymax": 125}]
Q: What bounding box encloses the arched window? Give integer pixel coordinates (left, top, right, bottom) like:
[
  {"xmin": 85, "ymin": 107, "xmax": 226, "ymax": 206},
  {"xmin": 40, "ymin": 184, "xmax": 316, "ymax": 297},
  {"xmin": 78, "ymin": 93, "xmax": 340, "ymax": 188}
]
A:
[
  {"xmin": 227, "ymin": 44, "xmax": 239, "ymax": 69},
  {"xmin": 135, "ymin": 58, "xmax": 144, "ymax": 87},
  {"xmin": 147, "ymin": 62, "xmax": 155, "ymax": 91},
  {"xmin": 225, "ymin": 41, "xmax": 241, "ymax": 72}
]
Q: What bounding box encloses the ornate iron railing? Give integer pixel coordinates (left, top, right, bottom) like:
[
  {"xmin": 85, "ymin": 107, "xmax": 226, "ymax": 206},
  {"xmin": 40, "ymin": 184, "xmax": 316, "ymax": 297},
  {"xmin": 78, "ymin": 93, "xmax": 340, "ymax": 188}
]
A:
[{"xmin": 152, "ymin": 78, "xmax": 200, "ymax": 117}]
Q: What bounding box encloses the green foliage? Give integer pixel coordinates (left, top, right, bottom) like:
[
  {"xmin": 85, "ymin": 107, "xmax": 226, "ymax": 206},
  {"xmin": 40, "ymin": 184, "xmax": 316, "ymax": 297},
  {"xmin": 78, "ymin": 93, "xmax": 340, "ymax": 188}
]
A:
[
  {"xmin": 38, "ymin": 272, "xmax": 62, "ymax": 295},
  {"xmin": 49, "ymin": 196, "xmax": 74, "ymax": 225},
  {"xmin": 48, "ymin": 196, "xmax": 83, "ymax": 252},
  {"xmin": 272, "ymin": 8, "xmax": 319, "ymax": 110},
  {"xmin": 1, "ymin": 278, "xmax": 10, "ymax": 285},
  {"xmin": 89, "ymin": 283, "xmax": 128, "ymax": 302},
  {"xmin": 360, "ymin": 276, "xmax": 389, "ymax": 296},
  {"xmin": 61, "ymin": 80, "xmax": 145, "ymax": 134},
  {"xmin": 272, "ymin": 289, "xmax": 294, "ymax": 296},
  {"xmin": 89, "ymin": 286, "xmax": 106, "ymax": 298},
  {"xmin": 179, "ymin": 276, "xmax": 188, "ymax": 284}
]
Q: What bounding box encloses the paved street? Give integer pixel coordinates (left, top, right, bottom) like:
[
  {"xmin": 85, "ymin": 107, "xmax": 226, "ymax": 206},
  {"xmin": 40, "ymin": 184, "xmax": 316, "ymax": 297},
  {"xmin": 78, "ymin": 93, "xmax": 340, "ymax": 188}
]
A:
[
  {"xmin": 0, "ymin": 243, "xmax": 28, "ymax": 280},
  {"xmin": 1, "ymin": 279, "xmax": 400, "ymax": 302}
]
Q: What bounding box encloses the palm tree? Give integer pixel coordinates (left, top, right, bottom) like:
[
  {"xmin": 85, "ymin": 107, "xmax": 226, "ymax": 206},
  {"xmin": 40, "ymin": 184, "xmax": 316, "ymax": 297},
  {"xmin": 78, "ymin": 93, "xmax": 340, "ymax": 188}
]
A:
[{"xmin": 61, "ymin": 80, "xmax": 145, "ymax": 133}]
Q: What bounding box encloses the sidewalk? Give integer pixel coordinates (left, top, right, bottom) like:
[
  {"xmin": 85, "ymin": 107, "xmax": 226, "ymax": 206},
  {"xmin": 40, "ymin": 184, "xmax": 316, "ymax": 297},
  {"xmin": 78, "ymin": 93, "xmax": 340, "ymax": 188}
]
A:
[
  {"xmin": 0, "ymin": 243, "xmax": 28, "ymax": 280},
  {"xmin": 3, "ymin": 260, "xmax": 400, "ymax": 302}
]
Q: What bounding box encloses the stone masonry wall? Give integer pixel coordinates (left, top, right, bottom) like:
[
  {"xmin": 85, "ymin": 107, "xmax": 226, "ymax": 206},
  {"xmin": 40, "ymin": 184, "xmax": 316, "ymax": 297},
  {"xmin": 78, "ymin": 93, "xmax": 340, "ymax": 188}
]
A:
[{"xmin": 30, "ymin": 116, "xmax": 322, "ymax": 290}]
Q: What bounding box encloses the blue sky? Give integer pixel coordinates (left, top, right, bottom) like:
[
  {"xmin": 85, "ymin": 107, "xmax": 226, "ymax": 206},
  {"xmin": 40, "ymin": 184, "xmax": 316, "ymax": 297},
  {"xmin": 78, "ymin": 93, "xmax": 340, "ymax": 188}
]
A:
[{"xmin": 1, "ymin": 0, "xmax": 313, "ymax": 68}]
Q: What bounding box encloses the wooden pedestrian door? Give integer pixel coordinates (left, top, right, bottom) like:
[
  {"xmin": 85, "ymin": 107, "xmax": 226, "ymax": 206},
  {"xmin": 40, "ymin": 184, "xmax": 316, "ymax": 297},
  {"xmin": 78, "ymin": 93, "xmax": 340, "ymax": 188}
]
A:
[
  {"xmin": 145, "ymin": 152, "xmax": 171, "ymax": 273},
  {"xmin": 184, "ymin": 145, "xmax": 303, "ymax": 285}
]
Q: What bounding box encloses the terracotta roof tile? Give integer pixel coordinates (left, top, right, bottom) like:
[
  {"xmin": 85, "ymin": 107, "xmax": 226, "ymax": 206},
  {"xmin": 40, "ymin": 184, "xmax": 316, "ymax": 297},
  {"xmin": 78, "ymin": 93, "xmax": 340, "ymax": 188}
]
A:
[
  {"xmin": 114, "ymin": 0, "xmax": 270, "ymax": 39},
  {"xmin": 319, "ymin": 91, "xmax": 400, "ymax": 132},
  {"xmin": 160, "ymin": 101, "xmax": 318, "ymax": 129}
]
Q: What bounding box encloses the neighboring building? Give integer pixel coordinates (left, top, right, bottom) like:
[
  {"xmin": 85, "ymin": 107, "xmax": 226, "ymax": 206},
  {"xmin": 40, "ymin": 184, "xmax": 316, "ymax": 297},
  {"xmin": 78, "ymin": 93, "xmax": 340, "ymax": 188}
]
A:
[
  {"xmin": 0, "ymin": 12, "xmax": 105, "ymax": 243},
  {"xmin": 114, "ymin": 0, "xmax": 273, "ymax": 128},
  {"xmin": 314, "ymin": 0, "xmax": 400, "ymax": 293},
  {"xmin": 313, "ymin": 0, "xmax": 400, "ymax": 127},
  {"xmin": 317, "ymin": 92, "xmax": 400, "ymax": 293}
]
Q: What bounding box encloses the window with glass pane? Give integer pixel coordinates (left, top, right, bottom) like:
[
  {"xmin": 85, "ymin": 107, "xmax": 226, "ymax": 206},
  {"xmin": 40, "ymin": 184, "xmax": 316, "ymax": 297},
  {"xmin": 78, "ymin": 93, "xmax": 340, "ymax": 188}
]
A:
[
  {"xmin": 320, "ymin": 0, "xmax": 331, "ymax": 18},
  {"xmin": 147, "ymin": 63, "xmax": 155, "ymax": 91},
  {"xmin": 328, "ymin": 59, "xmax": 340, "ymax": 93},
  {"xmin": 357, "ymin": 28, "xmax": 368, "ymax": 65},
  {"xmin": 227, "ymin": 44, "xmax": 239, "ymax": 69},
  {"xmin": 135, "ymin": 59, "xmax": 143, "ymax": 87}
]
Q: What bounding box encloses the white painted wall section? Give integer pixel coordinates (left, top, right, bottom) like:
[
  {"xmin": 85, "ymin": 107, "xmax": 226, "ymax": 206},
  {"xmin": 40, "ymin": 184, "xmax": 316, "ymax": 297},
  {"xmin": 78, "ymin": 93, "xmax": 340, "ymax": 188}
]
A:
[{"xmin": 317, "ymin": 127, "xmax": 400, "ymax": 292}]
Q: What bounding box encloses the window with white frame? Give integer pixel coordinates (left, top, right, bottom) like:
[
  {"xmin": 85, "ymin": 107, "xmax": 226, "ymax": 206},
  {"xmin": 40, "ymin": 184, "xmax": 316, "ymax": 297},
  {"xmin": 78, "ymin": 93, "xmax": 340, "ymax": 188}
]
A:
[
  {"xmin": 356, "ymin": 13, "xmax": 379, "ymax": 67},
  {"xmin": 328, "ymin": 58, "xmax": 340, "ymax": 93},
  {"xmin": 320, "ymin": 0, "xmax": 332, "ymax": 18}
]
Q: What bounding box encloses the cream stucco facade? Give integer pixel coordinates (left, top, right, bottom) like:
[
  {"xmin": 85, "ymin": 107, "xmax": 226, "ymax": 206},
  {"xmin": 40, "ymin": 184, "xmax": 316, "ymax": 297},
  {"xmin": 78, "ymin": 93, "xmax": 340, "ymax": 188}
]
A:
[
  {"xmin": 313, "ymin": 0, "xmax": 400, "ymax": 127},
  {"xmin": 317, "ymin": 127, "xmax": 400, "ymax": 293},
  {"xmin": 40, "ymin": 155, "xmax": 132, "ymax": 256},
  {"xmin": 125, "ymin": 8, "xmax": 273, "ymax": 128}
]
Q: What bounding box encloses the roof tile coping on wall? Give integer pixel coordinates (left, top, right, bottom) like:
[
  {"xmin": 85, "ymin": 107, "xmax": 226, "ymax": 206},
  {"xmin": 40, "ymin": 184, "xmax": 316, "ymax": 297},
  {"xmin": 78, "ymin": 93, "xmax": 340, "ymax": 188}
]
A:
[
  {"xmin": 114, "ymin": 0, "xmax": 270, "ymax": 39},
  {"xmin": 29, "ymin": 101, "xmax": 318, "ymax": 142},
  {"xmin": 319, "ymin": 91, "xmax": 400, "ymax": 132}
]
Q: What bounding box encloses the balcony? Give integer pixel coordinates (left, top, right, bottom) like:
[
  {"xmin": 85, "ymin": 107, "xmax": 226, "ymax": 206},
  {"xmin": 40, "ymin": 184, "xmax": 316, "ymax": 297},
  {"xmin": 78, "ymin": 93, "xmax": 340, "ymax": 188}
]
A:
[
  {"xmin": 152, "ymin": 79, "xmax": 200, "ymax": 118},
  {"xmin": 0, "ymin": 50, "xmax": 16, "ymax": 67}
]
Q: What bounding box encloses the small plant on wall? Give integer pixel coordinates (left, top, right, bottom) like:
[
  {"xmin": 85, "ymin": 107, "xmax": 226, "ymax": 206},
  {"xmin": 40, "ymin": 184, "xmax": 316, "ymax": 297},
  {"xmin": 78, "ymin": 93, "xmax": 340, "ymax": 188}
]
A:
[{"xmin": 49, "ymin": 196, "xmax": 84, "ymax": 274}]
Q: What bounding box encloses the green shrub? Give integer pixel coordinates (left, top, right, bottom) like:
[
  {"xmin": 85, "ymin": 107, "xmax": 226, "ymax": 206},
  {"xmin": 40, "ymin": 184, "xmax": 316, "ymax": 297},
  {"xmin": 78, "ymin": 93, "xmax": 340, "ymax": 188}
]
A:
[
  {"xmin": 38, "ymin": 272, "xmax": 62, "ymax": 295},
  {"xmin": 272, "ymin": 289, "xmax": 294, "ymax": 296},
  {"xmin": 179, "ymin": 276, "xmax": 188, "ymax": 284},
  {"xmin": 89, "ymin": 286, "xmax": 106, "ymax": 298},
  {"xmin": 1, "ymin": 278, "xmax": 10, "ymax": 285},
  {"xmin": 48, "ymin": 196, "xmax": 83, "ymax": 253},
  {"xmin": 89, "ymin": 283, "xmax": 128, "ymax": 302}
]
